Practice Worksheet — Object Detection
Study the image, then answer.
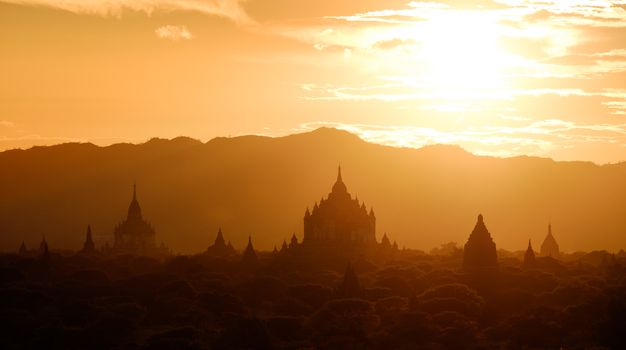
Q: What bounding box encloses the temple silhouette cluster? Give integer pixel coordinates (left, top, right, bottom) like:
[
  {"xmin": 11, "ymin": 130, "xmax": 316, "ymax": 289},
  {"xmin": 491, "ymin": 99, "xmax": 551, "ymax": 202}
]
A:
[
  {"xmin": 17, "ymin": 166, "xmax": 568, "ymax": 271},
  {"xmin": 6, "ymin": 167, "xmax": 626, "ymax": 350}
]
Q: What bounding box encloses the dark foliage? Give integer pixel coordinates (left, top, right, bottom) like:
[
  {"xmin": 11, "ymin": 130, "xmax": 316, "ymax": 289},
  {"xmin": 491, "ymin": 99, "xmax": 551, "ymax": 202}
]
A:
[{"xmin": 1, "ymin": 250, "xmax": 625, "ymax": 349}]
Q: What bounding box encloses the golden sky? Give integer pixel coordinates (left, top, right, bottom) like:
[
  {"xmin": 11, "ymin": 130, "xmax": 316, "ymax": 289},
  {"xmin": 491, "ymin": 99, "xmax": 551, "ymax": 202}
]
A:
[{"xmin": 1, "ymin": 0, "xmax": 625, "ymax": 163}]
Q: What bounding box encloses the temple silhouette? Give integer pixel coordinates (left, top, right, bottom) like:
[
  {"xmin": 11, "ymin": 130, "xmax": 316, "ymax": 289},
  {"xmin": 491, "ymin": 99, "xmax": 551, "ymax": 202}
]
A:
[
  {"xmin": 540, "ymin": 222, "xmax": 560, "ymax": 258},
  {"xmin": 463, "ymin": 214, "xmax": 498, "ymax": 270},
  {"xmin": 112, "ymin": 184, "xmax": 168, "ymax": 257},
  {"xmin": 205, "ymin": 228, "xmax": 236, "ymax": 257},
  {"xmin": 303, "ymin": 166, "xmax": 377, "ymax": 247},
  {"xmin": 523, "ymin": 239, "xmax": 536, "ymax": 269},
  {"xmin": 242, "ymin": 235, "xmax": 258, "ymax": 263},
  {"xmin": 82, "ymin": 225, "xmax": 96, "ymax": 254}
]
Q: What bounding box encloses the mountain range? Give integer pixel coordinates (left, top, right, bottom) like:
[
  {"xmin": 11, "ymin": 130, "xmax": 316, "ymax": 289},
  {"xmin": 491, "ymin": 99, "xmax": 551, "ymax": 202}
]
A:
[{"xmin": 1, "ymin": 127, "xmax": 624, "ymax": 253}]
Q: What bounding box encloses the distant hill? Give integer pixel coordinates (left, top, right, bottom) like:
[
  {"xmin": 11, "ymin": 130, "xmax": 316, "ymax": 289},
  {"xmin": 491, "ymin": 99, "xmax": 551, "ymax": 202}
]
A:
[{"xmin": 1, "ymin": 127, "xmax": 625, "ymax": 253}]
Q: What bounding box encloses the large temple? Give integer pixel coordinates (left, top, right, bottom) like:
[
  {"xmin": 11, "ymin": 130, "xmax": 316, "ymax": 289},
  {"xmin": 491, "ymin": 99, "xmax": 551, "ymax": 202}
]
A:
[
  {"xmin": 303, "ymin": 167, "xmax": 377, "ymax": 247},
  {"xmin": 113, "ymin": 184, "xmax": 167, "ymax": 256}
]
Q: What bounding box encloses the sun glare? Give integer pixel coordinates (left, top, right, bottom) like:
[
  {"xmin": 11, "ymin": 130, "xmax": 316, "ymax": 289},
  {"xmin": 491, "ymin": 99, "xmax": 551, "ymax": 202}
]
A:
[{"xmin": 417, "ymin": 12, "xmax": 509, "ymax": 92}]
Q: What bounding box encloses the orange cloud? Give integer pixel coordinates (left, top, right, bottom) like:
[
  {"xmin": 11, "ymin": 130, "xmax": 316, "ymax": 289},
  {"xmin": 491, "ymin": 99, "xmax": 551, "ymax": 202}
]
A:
[{"xmin": 1, "ymin": 0, "xmax": 251, "ymax": 22}]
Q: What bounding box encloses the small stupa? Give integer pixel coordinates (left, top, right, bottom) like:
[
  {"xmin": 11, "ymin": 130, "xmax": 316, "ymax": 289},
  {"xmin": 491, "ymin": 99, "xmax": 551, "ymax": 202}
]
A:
[{"xmin": 523, "ymin": 239, "xmax": 536, "ymax": 269}]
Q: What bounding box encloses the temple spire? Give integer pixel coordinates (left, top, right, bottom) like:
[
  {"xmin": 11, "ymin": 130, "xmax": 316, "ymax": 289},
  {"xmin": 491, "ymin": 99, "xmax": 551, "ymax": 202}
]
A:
[
  {"xmin": 83, "ymin": 224, "xmax": 95, "ymax": 252},
  {"xmin": 540, "ymin": 222, "xmax": 560, "ymax": 258},
  {"xmin": 463, "ymin": 213, "xmax": 498, "ymax": 269},
  {"xmin": 214, "ymin": 228, "xmax": 226, "ymax": 247},
  {"xmin": 242, "ymin": 235, "xmax": 257, "ymax": 262},
  {"xmin": 331, "ymin": 165, "xmax": 347, "ymax": 194},
  {"xmin": 548, "ymin": 221, "xmax": 552, "ymax": 235},
  {"xmin": 127, "ymin": 182, "xmax": 142, "ymax": 221},
  {"xmin": 523, "ymin": 239, "xmax": 536, "ymax": 269}
]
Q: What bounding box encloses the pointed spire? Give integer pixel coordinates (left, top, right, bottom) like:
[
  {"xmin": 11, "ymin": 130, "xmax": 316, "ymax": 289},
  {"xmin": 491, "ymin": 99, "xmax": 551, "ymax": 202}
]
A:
[
  {"xmin": 19, "ymin": 241, "xmax": 27, "ymax": 255},
  {"xmin": 523, "ymin": 238, "xmax": 536, "ymax": 269},
  {"xmin": 242, "ymin": 235, "xmax": 257, "ymax": 262},
  {"xmin": 381, "ymin": 233, "xmax": 391, "ymax": 248},
  {"xmin": 281, "ymin": 240, "xmax": 288, "ymax": 252},
  {"xmin": 290, "ymin": 232, "xmax": 299, "ymax": 248},
  {"xmin": 83, "ymin": 224, "xmax": 95, "ymax": 252},
  {"xmin": 540, "ymin": 222, "xmax": 560, "ymax": 258},
  {"xmin": 548, "ymin": 221, "xmax": 552, "ymax": 236},
  {"xmin": 214, "ymin": 227, "xmax": 226, "ymax": 247},
  {"xmin": 304, "ymin": 207, "xmax": 310, "ymax": 217},
  {"xmin": 127, "ymin": 183, "xmax": 143, "ymax": 221},
  {"xmin": 39, "ymin": 235, "xmax": 49, "ymax": 258},
  {"xmin": 331, "ymin": 165, "xmax": 348, "ymax": 194}
]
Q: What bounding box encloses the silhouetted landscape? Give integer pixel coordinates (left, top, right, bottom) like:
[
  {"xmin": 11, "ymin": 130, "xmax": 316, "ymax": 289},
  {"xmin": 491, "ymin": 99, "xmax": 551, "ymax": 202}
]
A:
[
  {"xmin": 3, "ymin": 0, "xmax": 626, "ymax": 348},
  {"xmin": 2, "ymin": 149, "xmax": 626, "ymax": 349},
  {"xmin": 2, "ymin": 215, "xmax": 625, "ymax": 349},
  {"xmin": 1, "ymin": 128, "xmax": 625, "ymax": 253}
]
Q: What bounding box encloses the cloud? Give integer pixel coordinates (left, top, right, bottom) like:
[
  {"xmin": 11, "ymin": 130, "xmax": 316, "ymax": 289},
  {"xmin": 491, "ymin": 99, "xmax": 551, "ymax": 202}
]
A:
[
  {"xmin": 1, "ymin": 0, "xmax": 251, "ymax": 23},
  {"xmin": 0, "ymin": 120, "xmax": 15, "ymax": 128},
  {"xmin": 155, "ymin": 25, "xmax": 193, "ymax": 40}
]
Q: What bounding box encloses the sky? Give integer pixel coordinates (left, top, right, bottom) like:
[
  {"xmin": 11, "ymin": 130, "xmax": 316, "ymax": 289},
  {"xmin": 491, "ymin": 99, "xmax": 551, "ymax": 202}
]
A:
[{"xmin": 1, "ymin": 0, "xmax": 626, "ymax": 164}]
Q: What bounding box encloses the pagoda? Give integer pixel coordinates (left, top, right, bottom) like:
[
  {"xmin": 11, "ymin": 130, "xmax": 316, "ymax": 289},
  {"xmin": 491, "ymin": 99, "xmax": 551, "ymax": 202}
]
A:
[
  {"xmin": 463, "ymin": 214, "xmax": 498, "ymax": 269},
  {"xmin": 540, "ymin": 223, "xmax": 560, "ymax": 258},
  {"xmin": 303, "ymin": 167, "xmax": 376, "ymax": 247},
  {"xmin": 523, "ymin": 239, "xmax": 536, "ymax": 269}
]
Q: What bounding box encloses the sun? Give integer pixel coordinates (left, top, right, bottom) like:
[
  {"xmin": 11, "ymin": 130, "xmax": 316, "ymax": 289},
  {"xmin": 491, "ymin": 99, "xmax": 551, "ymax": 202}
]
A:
[{"xmin": 416, "ymin": 11, "xmax": 510, "ymax": 93}]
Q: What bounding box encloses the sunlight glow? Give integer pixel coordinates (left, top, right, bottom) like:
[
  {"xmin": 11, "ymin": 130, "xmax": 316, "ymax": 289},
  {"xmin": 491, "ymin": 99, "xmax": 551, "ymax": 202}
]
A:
[{"xmin": 417, "ymin": 12, "xmax": 509, "ymax": 91}]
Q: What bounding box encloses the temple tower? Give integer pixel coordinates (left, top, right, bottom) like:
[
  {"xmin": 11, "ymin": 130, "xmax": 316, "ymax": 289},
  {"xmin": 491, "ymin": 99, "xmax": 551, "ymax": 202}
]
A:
[
  {"xmin": 83, "ymin": 225, "xmax": 96, "ymax": 252},
  {"xmin": 523, "ymin": 239, "xmax": 536, "ymax": 269},
  {"xmin": 242, "ymin": 235, "xmax": 258, "ymax": 263},
  {"xmin": 540, "ymin": 223, "xmax": 560, "ymax": 258},
  {"xmin": 463, "ymin": 214, "xmax": 498, "ymax": 269}
]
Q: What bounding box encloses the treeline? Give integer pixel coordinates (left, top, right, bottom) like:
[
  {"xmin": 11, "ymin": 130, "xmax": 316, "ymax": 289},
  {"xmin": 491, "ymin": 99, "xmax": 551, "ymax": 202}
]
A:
[{"xmin": 0, "ymin": 250, "xmax": 625, "ymax": 349}]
